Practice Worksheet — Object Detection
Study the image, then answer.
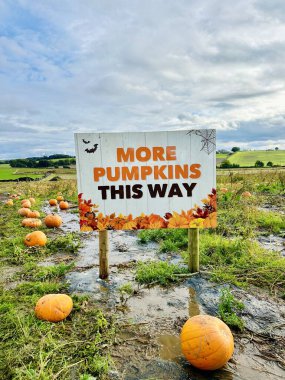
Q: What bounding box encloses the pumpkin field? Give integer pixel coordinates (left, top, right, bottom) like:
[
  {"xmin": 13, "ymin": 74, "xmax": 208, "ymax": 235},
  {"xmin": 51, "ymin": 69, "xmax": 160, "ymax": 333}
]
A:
[{"xmin": 0, "ymin": 168, "xmax": 285, "ymax": 380}]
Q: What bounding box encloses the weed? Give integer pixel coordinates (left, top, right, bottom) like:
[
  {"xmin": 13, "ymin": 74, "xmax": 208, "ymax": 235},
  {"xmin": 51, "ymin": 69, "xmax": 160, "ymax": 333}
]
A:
[
  {"xmin": 135, "ymin": 260, "xmax": 188, "ymax": 286},
  {"xmin": 218, "ymin": 288, "xmax": 245, "ymax": 331}
]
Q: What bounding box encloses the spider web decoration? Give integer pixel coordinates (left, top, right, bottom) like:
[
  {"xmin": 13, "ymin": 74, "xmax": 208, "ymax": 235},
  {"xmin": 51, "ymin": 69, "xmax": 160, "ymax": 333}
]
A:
[{"xmin": 187, "ymin": 129, "xmax": 216, "ymax": 155}]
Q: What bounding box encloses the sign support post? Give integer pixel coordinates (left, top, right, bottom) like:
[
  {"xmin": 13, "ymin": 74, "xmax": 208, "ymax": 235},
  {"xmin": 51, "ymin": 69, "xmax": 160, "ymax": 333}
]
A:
[
  {"xmin": 99, "ymin": 230, "xmax": 110, "ymax": 279},
  {"xmin": 188, "ymin": 228, "xmax": 199, "ymax": 273}
]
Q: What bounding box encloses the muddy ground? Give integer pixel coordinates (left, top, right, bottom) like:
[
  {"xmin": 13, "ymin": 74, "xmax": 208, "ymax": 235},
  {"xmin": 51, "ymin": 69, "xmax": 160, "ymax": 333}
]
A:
[
  {"xmin": 2, "ymin": 201, "xmax": 285, "ymax": 380},
  {"xmin": 53, "ymin": 203, "xmax": 285, "ymax": 379}
]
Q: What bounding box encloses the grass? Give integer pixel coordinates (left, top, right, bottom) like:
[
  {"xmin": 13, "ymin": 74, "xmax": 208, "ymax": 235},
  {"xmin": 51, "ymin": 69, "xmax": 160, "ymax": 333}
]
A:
[
  {"xmin": 0, "ymin": 187, "xmax": 115, "ymax": 379},
  {"xmin": 137, "ymin": 173, "xmax": 285, "ymax": 295},
  {"xmin": 135, "ymin": 260, "xmax": 189, "ymax": 286},
  {"xmin": 0, "ymin": 285, "xmax": 114, "ymax": 379},
  {"xmin": 0, "ymin": 164, "xmax": 76, "ymax": 181},
  {"xmin": 0, "ymin": 164, "xmax": 43, "ymax": 180},
  {"xmin": 228, "ymin": 150, "xmax": 285, "ymax": 167},
  {"xmin": 218, "ymin": 288, "xmax": 245, "ymax": 331}
]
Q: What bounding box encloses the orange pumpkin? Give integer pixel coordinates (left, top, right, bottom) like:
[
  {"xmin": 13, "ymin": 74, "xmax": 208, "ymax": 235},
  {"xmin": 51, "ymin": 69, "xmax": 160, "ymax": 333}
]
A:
[
  {"xmin": 181, "ymin": 315, "xmax": 234, "ymax": 370},
  {"xmin": 21, "ymin": 200, "xmax": 31, "ymax": 208},
  {"xmin": 26, "ymin": 210, "xmax": 40, "ymax": 218},
  {"xmin": 220, "ymin": 187, "xmax": 228, "ymax": 193},
  {"xmin": 35, "ymin": 294, "xmax": 73, "ymax": 322},
  {"xmin": 29, "ymin": 197, "xmax": 36, "ymax": 205},
  {"xmin": 57, "ymin": 195, "xmax": 64, "ymax": 202},
  {"xmin": 24, "ymin": 231, "xmax": 47, "ymax": 247},
  {"xmin": 59, "ymin": 201, "xmax": 69, "ymax": 210},
  {"xmin": 18, "ymin": 208, "xmax": 31, "ymax": 217},
  {"xmin": 5, "ymin": 199, "xmax": 14, "ymax": 206},
  {"xmin": 22, "ymin": 218, "xmax": 42, "ymax": 228},
  {"xmin": 44, "ymin": 213, "xmax": 62, "ymax": 228},
  {"xmin": 49, "ymin": 199, "xmax": 58, "ymax": 206},
  {"xmin": 242, "ymin": 191, "xmax": 252, "ymax": 198}
]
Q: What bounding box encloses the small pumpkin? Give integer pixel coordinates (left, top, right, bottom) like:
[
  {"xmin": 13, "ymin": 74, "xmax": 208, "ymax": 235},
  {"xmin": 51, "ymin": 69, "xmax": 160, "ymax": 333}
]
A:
[
  {"xmin": 24, "ymin": 231, "xmax": 47, "ymax": 246},
  {"xmin": 21, "ymin": 200, "xmax": 31, "ymax": 208},
  {"xmin": 5, "ymin": 199, "xmax": 14, "ymax": 206},
  {"xmin": 59, "ymin": 201, "xmax": 69, "ymax": 210},
  {"xmin": 35, "ymin": 294, "xmax": 73, "ymax": 322},
  {"xmin": 57, "ymin": 195, "xmax": 64, "ymax": 202},
  {"xmin": 49, "ymin": 199, "xmax": 58, "ymax": 206},
  {"xmin": 181, "ymin": 315, "xmax": 234, "ymax": 371},
  {"xmin": 22, "ymin": 218, "xmax": 42, "ymax": 228},
  {"xmin": 18, "ymin": 208, "xmax": 31, "ymax": 217},
  {"xmin": 26, "ymin": 210, "xmax": 40, "ymax": 218},
  {"xmin": 44, "ymin": 213, "xmax": 62, "ymax": 228},
  {"xmin": 242, "ymin": 191, "xmax": 252, "ymax": 198},
  {"xmin": 29, "ymin": 197, "xmax": 36, "ymax": 205},
  {"xmin": 220, "ymin": 187, "xmax": 228, "ymax": 193}
]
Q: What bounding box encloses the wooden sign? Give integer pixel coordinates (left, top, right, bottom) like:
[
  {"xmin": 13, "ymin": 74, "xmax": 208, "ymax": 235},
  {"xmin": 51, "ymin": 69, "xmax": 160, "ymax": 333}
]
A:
[{"xmin": 74, "ymin": 130, "xmax": 216, "ymax": 231}]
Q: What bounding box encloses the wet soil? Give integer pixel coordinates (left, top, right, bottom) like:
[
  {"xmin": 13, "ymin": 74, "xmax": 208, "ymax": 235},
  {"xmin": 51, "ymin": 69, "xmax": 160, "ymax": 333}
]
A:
[{"xmin": 38, "ymin": 202, "xmax": 285, "ymax": 380}]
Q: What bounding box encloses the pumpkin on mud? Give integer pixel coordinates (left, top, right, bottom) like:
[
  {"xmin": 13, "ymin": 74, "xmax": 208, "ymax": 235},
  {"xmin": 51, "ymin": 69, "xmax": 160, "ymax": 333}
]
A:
[
  {"xmin": 21, "ymin": 200, "xmax": 31, "ymax": 208},
  {"xmin": 181, "ymin": 315, "xmax": 234, "ymax": 371},
  {"xmin": 59, "ymin": 201, "xmax": 69, "ymax": 210},
  {"xmin": 24, "ymin": 231, "xmax": 47, "ymax": 246},
  {"xmin": 57, "ymin": 195, "xmax": 64, "ymax": 202},
  {"xmin": 242, "ymin": 191, "xmax": 252, "ymax": 198},
  {"xmin": 44, "ymin": 213, "xmax": 62, "ymax": 228},
  {"xmin": 35, "ymin": 294, "xmax": 73, "ymax": 322},
  {"xmin": 18, "ymin": 208, "xmax": 30, "ymax": 217},
  {"xmin": 49, "ymin": 199, "xmax": 58, "ymax": 206},
  {"xmin": 22, "ymin": 218, "xmax": 42, "ymax": 228},
  {"xmin": 26, "ymin": 210, "xmax": 40, "ymax": 218}
]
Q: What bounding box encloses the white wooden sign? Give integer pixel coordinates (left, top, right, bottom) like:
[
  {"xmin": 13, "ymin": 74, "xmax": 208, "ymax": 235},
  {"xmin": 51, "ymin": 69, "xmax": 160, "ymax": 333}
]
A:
[{"xmin": 74, "ymin": 130, "xmax": 216, "ymax": 231}]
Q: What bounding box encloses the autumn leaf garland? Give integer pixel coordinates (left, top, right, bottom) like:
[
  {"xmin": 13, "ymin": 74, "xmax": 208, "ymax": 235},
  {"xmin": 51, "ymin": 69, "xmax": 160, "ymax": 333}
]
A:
[{"xmin": 78, "ymin": 189, "xmax": 217, "ymax": 231}]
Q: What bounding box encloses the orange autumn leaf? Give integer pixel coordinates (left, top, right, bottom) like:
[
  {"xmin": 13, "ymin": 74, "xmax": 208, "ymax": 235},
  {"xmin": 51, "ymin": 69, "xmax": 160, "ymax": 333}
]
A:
[
  {"xmin": 167, "ymin": 212, "xmax": 189, "ymax": 228},
  {"xmin": 122, "ymin": 220, "xmax": 137, "ymax": 230},
  {"xmin": 203, "ymin": 212, "xmax": 217, "ymax": 228}
]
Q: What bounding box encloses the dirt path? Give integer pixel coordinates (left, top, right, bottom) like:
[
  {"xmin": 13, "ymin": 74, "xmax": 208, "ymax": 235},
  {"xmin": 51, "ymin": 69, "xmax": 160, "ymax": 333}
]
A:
[{"xmin": 41, "ymin": 202, "xmax": 285, "ymax": 380}]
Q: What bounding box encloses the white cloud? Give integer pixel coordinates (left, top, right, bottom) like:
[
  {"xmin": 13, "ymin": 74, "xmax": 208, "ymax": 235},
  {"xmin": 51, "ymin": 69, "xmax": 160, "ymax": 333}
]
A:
[{"xmin": 0, "ymin": 0, "xmax": 285, "ymax": 159}]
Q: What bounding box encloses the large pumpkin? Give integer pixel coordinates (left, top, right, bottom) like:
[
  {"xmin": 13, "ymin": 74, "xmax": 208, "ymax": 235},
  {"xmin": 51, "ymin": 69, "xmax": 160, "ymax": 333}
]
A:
[
  {"xmin": 59, "ymin": 201, "xmax": 69, "ymax": 210},
  {"xmin": 35, "ymin": 294, "xmax": 73, "ymax": 322},
  {"xmin": 44, "ymin": 213, "xmax": 62, "ymax": 228},
  {"xmin": 49, "ymin": 199, "xmax": 58, "ymax": 206},
  {"xmin": 181, "ymin": 315, "xmax": 234, "ymax": 370},
  {"xmin": 22, "ymin": 218, "xmax": 42, "ymax": 228},
  {"xmin": 18, "ymin": 208, "xmax": 31, "ymax": 217},
  {"xmin": 24, "ymin": 231, "xmax": 47, "ymax": 246},
  {"xmin": 26, "ymin": 210, "xmax": 40, "ymax": 218}
]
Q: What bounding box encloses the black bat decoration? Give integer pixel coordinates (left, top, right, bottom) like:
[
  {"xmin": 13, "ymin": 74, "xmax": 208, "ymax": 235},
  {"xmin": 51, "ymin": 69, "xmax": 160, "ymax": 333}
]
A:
[
  {"xmin": 82, "ymin": 139, "xmax": 90, "ymax": 144},
  {"xmin": 85, "ymin": 143, "xmax": 98, "ymax": 153}
]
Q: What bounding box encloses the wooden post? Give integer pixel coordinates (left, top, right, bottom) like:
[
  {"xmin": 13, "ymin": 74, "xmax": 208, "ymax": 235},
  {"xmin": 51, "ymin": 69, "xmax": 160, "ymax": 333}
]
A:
[
  {"xmin": 188, "ymin": 228, "xmax": 200, "ymax": 273},
  {"xmin": 99, "ymin": 230, "xmax": 110, "ymax": 279}
]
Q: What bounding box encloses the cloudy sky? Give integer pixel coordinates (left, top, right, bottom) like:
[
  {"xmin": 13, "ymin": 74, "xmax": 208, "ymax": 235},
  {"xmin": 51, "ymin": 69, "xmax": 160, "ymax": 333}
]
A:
[{"xmin": 1, "ymin": 0, "xmax": 285, "ymax": 159}]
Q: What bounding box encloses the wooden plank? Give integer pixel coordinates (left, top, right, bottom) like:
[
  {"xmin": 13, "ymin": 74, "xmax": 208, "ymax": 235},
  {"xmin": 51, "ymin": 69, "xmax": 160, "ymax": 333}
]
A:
[
  {"xmin": 188, "ymin": 228, "xmax": 199, "ymax": 272},
  {"xmin": 99, "ymin": 230, "xmax": 110, "ymax": 279}
]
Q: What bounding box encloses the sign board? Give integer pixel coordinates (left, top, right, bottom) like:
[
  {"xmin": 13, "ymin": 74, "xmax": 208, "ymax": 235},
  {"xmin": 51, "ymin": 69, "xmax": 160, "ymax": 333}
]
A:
[{"xmin": 74, "ymin": 130, "xmax": 216, "ymax": 231}]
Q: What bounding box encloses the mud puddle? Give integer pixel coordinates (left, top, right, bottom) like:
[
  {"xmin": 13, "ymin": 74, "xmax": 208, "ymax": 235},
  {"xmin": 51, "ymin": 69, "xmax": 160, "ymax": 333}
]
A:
[
  {"xmin": 257, "ymin": 235, "xmax": 285, "ymax": 256},
  {"xmin": 42, "ymin": 205, "xmax": 285, "ymax": 380}
]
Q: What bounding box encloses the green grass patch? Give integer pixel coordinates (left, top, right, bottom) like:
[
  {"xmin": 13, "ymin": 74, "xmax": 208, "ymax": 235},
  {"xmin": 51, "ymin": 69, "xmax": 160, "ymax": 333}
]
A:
[
  {"xmin": 0, "ymin": 286, "xmax": 114, "ymax": 379},
  {"xmin": 18, "ymin": 262, "xmax": 75, "ymax": 281},
  {"xmin": 228, "ymin": 150, "xmax": 285, "ymax": 167},
  {"xmin": 218, "ymin": 288, "xmax": 245, "ymax": 331},
  {"xmin": 135, "ymin": 260, "xmax": 188, "ymax": 286}
]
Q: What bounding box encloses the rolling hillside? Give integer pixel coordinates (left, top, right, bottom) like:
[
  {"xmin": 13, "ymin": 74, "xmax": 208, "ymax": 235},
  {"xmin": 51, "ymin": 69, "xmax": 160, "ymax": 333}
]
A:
[{"xmin": 227, "ymin": 150, "xmax": 285, "ymax": 167}]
